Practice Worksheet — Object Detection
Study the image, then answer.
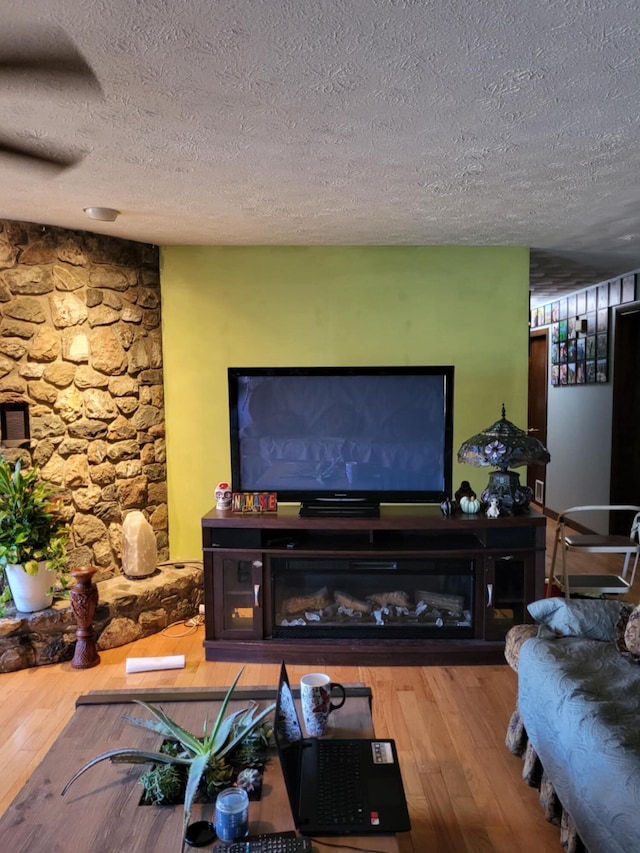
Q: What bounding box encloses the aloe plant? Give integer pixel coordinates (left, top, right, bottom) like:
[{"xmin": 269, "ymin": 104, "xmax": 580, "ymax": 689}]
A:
[{"xmin": 61, "ymin": 669, "xmax": 275, "ymax": 834}]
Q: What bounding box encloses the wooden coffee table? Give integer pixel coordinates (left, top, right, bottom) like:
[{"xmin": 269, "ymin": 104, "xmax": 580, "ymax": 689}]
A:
[{"xmin": 0, "ymin": 686, "xmax": 402, "ymax": 852}]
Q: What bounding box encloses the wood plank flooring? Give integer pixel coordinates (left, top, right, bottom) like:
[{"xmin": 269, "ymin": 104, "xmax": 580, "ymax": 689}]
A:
[{"xmin": 1, "ymin": 518, "xmax": 636, "ymax": 852}]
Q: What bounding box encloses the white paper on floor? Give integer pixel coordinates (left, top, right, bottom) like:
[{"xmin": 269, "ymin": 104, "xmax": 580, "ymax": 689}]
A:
[{"xmin": 125, "ymin": 654, "xmax": 186, "ymax": 673}]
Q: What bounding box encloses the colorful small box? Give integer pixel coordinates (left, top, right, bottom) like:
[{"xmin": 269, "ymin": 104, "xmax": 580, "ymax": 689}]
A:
[{"xmin": 231, "ymin": 492, "xmax": 278, "ymax": 513}]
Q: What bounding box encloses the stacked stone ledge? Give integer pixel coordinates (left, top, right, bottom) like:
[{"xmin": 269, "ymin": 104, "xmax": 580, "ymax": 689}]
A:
[{"xmin": 0, "ymin": 564, "xmax": 203, "ymax": 673}]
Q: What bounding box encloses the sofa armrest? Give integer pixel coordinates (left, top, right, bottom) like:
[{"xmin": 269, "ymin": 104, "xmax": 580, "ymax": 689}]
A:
[{"xmin": 505, "ymin": 624, "xmax": 538, "ymax": 671}]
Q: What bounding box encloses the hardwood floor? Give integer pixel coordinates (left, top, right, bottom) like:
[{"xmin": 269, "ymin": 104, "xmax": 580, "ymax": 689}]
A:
[
  {"xmin": 2, "ymin": 641, "xmax": 560, "ymax": 853},
  {"xmin": 1, "ymin": 518, "xmax": 636, "ymax": 852}
]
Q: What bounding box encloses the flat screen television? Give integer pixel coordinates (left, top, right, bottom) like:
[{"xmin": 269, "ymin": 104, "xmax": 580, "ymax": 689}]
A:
[{"xmin": 228, "ymin": 366, "xmax": 454, "ymax": 516}]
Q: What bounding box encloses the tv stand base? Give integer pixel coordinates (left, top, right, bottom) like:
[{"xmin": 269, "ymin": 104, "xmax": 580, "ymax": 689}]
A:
[
  {"xmin": 203, "ymin": 637, "xmax": 507, "ymax": 667},
  {"xmin": 202, "ymin": 505, "xmax": 546, "ymax": 666}
]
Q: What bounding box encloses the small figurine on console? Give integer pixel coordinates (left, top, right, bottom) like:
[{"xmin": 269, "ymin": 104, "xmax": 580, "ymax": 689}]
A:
[
  {"xmin": 440, "ymin": 495, "xmax": 452, "ymax": 517},
  {"xmin": 486, "ymin": 496, "xmax": 501, "ymax": 518},
  {"xmin": 215, "ymin": 481, "xmax": 232, "ymax": 510},
  {"xmin": 454, "ymin": 480, "xmax": 475, "ymax": 504}
]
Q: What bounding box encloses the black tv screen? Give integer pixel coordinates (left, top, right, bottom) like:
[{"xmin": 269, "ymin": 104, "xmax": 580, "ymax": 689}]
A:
[{"xmin": 228, "ymin": 366, "xmax": 454, "ymax": 514}]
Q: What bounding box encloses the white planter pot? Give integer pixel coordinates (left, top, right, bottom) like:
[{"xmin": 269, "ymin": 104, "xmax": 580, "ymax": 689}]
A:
[{"xmin": 5, "ymin": 562, "xmax": 54, "ymax": 612}]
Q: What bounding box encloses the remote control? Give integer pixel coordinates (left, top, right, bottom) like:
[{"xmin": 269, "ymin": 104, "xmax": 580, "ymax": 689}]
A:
[{"xmin": 212, "ymin": 832, "xmax": 311, "ymax": 853}]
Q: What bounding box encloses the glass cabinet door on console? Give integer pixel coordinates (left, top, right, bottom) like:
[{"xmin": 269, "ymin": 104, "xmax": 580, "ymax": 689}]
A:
[
  {"xmin": 484, "ymin": 553, "xmax": 535, "ymax": 640},
  {"xmin": 212, "ymin": 553, "xmax": 264, "ymax": 640}
]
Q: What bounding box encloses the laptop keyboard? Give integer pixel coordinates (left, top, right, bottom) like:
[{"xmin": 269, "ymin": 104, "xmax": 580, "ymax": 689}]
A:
[{"xmin": 316, "ymin": 741, "xmax": 366, "ymax": 825}]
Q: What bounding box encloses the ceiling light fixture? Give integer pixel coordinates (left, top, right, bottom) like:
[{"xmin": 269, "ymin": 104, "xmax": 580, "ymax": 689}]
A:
[{"xmin": 83, "ymin": 206, "xmax": 119, "ymax": 222}]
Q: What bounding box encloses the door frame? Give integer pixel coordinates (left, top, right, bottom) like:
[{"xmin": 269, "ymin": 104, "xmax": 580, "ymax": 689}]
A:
[
  {"xmin": 609, "ymin": 300, "xmax": 640, "ymax": 532},
  {"xmin": 528, "ymin": 328, "xmax": 549, "ymax": 507}
]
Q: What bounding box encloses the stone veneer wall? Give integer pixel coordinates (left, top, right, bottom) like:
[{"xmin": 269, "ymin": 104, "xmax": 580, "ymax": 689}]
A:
[{"xmin": 0, "ymin": 219, "xmax": 168, "ymax": 581}]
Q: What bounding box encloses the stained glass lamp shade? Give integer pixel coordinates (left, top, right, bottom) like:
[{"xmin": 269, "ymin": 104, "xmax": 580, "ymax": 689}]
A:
[{"xmin": 457, "ymin": 405, "xmax": 551, "ymax": 514}]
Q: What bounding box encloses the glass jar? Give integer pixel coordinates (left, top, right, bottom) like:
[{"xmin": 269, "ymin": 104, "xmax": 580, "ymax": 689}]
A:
[{"xmin": 214, "ymin": 786, "xmax": 249, "ymax": 844}]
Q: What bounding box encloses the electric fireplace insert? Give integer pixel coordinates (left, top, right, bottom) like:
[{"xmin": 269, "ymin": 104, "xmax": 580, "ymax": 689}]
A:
[{"xmin": 270, "ymin": 556, "xmax": 474, "ymax": 639}]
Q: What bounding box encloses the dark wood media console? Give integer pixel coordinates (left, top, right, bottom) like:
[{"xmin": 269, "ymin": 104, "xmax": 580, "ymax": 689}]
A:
[{"xmin": 202, "ymin": 505, "xmax": 546, "ymax": 665}]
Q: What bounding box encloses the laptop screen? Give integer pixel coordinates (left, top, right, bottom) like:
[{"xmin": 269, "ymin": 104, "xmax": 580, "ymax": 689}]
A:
[{"xmin": 274, "ymin": 661, "xmax": 305, "ymax": 821}]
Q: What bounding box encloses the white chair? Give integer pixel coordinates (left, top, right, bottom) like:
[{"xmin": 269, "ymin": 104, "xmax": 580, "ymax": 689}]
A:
[{"xmin": 549, "ymin": 505, "xmax": 640, "ymax": 598}]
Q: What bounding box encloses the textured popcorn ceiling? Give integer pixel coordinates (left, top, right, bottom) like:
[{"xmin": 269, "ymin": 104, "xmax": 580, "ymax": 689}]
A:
[{"xmin": 2, "ymin": 0, "xmax": 640, "ymax": 303}]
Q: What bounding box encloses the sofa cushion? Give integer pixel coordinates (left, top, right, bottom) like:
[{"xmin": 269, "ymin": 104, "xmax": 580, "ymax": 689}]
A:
[{"xmin": 527, "ymin": 597, "xmax": 624, "ymax": 641}]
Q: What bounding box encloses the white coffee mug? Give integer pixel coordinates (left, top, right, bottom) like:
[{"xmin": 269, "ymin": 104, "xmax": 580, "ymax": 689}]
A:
[{"xmin": 300, "ymin": 672, "xmax": 346, "ymax": 737}]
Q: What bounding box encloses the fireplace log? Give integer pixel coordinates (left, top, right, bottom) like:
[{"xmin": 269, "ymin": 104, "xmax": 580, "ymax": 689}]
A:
[{"xmin": 416, "ymin": 590, "xmax": 465, "ymax": 611}]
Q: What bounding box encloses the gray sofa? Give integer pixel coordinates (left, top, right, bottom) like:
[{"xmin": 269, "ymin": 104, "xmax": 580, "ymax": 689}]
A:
[{"xmin": 505, "ymin": 598, "xmax": 640, "ymax": 853}]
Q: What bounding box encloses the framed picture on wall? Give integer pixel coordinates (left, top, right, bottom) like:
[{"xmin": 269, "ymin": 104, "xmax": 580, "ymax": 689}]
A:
[
  {"xmin": 597, "ymin": 333, "xmax": 608, "ymax": 358},
  {"xmin": 559, "ymin": 319, "xmax": 568, "ymax": 341},
  {"xmin": 598, "ymin": 283, "xmax": 609, "ymax": 309},
  {"xmin": 622, "ymin": 273, "xmax": 635, "ymax": 303},
  {"xmin": 597, "ymin": 309, "xmax": 608, "ymax": 333},
  {"xmin": 548, "ymin": 277, "xmax": 620, "ymax": 390},
  {"xmin": 559, "ymin": 297, "xmax": 568, "ymax": 320},
  {"xmin": 609, "ymin": 278, "xmax": 621, "ymax": 306},
  {"xmin": 544, "ymin": 304, "xmax": 552, "ymax": 325}
]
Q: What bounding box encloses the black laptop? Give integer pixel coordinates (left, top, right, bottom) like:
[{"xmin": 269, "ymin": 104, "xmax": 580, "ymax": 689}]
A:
[{"xmin": 274, "ymin": 661, "xmax": 411, "ymax": 836}]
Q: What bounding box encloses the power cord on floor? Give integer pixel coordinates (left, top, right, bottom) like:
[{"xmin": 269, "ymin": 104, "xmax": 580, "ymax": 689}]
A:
[
  {"xmin": 155, "ymin": 559, "xmax": 205, "ymax": 637},
  {"xmin": 160, "ymin": 614, "xmax": 205, "ymax": 638}
]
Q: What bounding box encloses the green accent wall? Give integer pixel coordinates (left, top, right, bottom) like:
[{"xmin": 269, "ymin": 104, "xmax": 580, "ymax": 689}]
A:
[{"xmin": 160, "ymin": 246, "xmax": 529, "ymax": 559}]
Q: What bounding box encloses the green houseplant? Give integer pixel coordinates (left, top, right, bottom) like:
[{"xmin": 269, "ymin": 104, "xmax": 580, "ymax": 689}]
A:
[
  {"xmin": 62, "ymin": 668, "xmax": 276, "ymax": 835},
  {"xmin": 0, "ymin": 456, "xmax": 70, "ymax": 614}
]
